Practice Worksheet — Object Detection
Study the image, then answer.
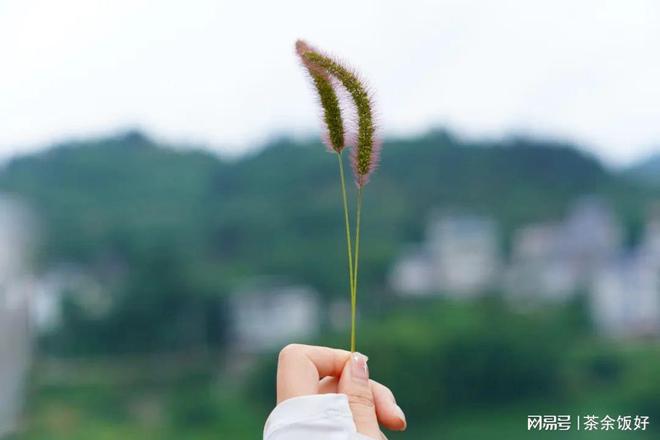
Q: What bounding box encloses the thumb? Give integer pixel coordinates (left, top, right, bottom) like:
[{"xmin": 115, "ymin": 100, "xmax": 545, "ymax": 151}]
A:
[{"xmin": 338, "ymin": 353, "xmax": 380, "ymax": 439}]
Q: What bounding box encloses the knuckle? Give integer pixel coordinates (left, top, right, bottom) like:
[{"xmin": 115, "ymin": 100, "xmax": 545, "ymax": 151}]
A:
[
  {"xmin": 347, "ymin": 392, "xmax": 375, "ymax": 410},
  {"xmin": 278, "ymin": 343, "xmax": 303, "ymax": 362},
  {"xmin": 371, "ymin": 380, "xmax": 395, "ymax": 402},
  {"xmin": 383, "ymin": 386, "xmax": 395, "ymax": 402}
]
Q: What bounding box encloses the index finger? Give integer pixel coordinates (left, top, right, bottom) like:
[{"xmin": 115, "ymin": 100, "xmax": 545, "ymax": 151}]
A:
[{"xmin": 277, "ymin": 344, "xmax": 352, "ymax": 403}]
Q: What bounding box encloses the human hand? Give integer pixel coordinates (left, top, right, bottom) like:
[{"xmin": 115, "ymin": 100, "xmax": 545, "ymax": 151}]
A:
[{"xmin": 276, "ymin": 344, "xmax": 407, "ymax": 439}]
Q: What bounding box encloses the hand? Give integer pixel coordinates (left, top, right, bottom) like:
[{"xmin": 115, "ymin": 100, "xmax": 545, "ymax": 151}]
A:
[{"xmin": 276, "ymin": 344, "xmax": 407, "ymax": 439}]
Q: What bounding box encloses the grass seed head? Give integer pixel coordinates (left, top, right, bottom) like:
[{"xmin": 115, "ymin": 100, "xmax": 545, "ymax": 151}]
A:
[
  {"xmin": 297, "ymin": 42, "xmax": 378, "ymax": 187},
  {"xmin": 295, "ymin": 40, "xmax": 346, "ymax": 153}
]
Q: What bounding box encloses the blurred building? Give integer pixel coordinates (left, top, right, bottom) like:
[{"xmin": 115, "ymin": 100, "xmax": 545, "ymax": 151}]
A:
[
  {"xmin": 390, "ymin": 213, "xmax": 500, "ymax": 297},
  {"xmin": 389, "ymin": 248, "xmax": 436, "ymax": 296},
  {"xmin": 228, "ymin": 279, "xmax": 320, "ymax": 353},
  {"xmin": 0, "ymin": 196, "xmax": 33, "ymax": 437},
  {"xmin": 561, "ymin": 196, "xmax": 622, "ymax": 270},
  {"xmin": 31, "ymin": 265, "xmax": 111, "ymax": 334},
  {"xmin": 591, "ymin": 207, "xmax": 660, "ymax": 338},
  {"xmin": 591, "ymin": 254, "xmax": 660, "ymax": 338},
  {"xmin": 506, "ymin": 196, "xmax": 622, "ymax": 302},
  {"xmin": 390, "ymin": 197, "xmax": 660, "ymax": 339},
  {"xmin": 428, "ymin": 214, "xmax": 500, "ymax": 296},
  {"xmin": 506, "ymin": 222, "xmax": 581, "ymax": 302},
  {"xmin": 639, "ymin": 203, "xmax": 660, "ymax": 260}
]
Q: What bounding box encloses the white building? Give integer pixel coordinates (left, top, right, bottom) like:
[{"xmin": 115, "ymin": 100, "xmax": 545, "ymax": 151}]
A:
[
  {"xmin": 390, "ymin": 214, "xmax": 500, "ymax": 297},
  {"xmin": 561, "ymin": 196, "xmax": 622, "ymax": 270},
  {"xmin": 506, "ymin": 196, "xmax": 622, "ymax": 303},
  {"xmin": 591, "ymin": 254, "xmax": 660, "ymax": 338},
  {"xmin": 389, "ymin": 248, "xmax": 436, "ymax": 296},
  {"xmin": 427, "ymin": 214, "xmax": 500, "ymax": 297},
  {"xmin": 0, "ymin": 196, "xmax": 33, "ymax": 437},
  {"xmin": 591, "ymin": 208, "xmax": 660, "ymax": 338},
  {"xmin": 506, "ymin": 222, "xmax": 581, "ymax": 302},
  {"xmin": 229, "ymin": 279, "xmax": 321, "ymax": 353},
  {"xmin": 639, "ymin": 204, "xmax": 660, "ymax": 261},
  {"xmin": 31, "ymin": 265, "xmax": 111, "ymax": 334}
]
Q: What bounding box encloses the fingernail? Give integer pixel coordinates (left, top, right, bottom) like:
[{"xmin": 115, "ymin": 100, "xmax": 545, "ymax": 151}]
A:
[
  {"xmin": 351, "ymin": 352, "xmax": 369, "ymax": 381},
  {"xmin": 394, "ymin": 404, "xmax": 407, "ymax": 430}
]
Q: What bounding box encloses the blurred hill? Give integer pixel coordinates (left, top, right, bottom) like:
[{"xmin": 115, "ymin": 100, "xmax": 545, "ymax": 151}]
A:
[
  {"xmin": 0, "ymin": 130, "xmax": 657, "ymax": 353},
  {"xmin": 625, "ymin": 152, "xmax": 660, "ymax": 187},
  {"xmin": 0, "ymin": 131, "xmax": 655, "ymax": 293},
  {"xmin": 5, "ymin": 131, "xmax": 660, "ymax": 440}
]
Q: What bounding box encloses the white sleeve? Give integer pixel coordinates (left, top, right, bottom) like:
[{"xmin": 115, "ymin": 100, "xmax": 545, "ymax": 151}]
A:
[{"xmin": 263, "ymin": 393, "xmax": 375, "ymax": 440}]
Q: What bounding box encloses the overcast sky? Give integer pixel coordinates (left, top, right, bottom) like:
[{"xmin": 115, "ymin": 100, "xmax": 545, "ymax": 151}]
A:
[{"xmin": 2, "ymin": 0, "xmax": 659, "ymax": 166}]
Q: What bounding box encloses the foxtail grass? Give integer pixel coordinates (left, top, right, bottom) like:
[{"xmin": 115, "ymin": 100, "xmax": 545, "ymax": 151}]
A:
[{"xmin": 295, "ymin": 39, "xmax": 379, "ymax": 352}]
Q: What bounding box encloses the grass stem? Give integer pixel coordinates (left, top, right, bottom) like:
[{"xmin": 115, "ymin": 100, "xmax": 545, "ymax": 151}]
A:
[
  {"xmin": 351, "ymin": 187, "xmax": 363, "ymax": 352},
  {"xmin": 337, "ymin": 153, "xmax": 356, "ymax": 351}
]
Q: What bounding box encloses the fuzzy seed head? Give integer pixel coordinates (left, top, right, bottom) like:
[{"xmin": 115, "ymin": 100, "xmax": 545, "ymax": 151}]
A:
[
  {"xmin": 298, "ymin": 44, "xmax": 378, "ymax": 187},
  {"xmin": 295, "ymin": 40, "xmax": 345, "ymax": 153}
]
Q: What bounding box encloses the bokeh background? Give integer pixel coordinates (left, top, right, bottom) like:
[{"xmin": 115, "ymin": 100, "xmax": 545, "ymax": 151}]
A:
[{"xmin": 3, "ymin": 1, "xmax": 660, "ymax": 438}]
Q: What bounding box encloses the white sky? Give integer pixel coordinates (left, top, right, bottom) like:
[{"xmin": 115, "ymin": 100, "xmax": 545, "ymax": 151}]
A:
[{"xmin": 1, "ymin": 0, "xmax": 660, "ymax": 166}]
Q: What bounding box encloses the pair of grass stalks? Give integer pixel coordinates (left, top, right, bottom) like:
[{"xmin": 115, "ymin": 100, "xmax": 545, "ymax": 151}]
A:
[{"xmin": 295, "ymin": 40, "xmax": 380, "ymax": 352}]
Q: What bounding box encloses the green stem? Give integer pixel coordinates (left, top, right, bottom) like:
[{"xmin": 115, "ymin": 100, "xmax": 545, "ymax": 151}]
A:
[
  {"xmin": 351, "ymin": 187, "xmax": 363, "ymax": 352},
  {"xmin": 337, "ymin": 153, "xmax": 355, "ymax": 351}
]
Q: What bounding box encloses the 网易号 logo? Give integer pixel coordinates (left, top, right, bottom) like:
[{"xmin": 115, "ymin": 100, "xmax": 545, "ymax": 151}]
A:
[{"xmin": 528, "ymin": 415, "xmax": 649, "ymax": 432}]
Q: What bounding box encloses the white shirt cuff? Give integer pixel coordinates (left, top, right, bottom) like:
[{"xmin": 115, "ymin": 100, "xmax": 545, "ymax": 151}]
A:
[{"xmin": 263, "ymin": 393, "xmax": 374, "ymax": 440}]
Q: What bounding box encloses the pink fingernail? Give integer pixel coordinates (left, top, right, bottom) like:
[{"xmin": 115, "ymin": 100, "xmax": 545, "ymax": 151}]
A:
[
  {"xmin": 395, "ymin": 404, "xmax": 407, "ymax": 430},
  {"xmin": 351, "ymin": 352, "xmax": 369, "ymax": 380}
]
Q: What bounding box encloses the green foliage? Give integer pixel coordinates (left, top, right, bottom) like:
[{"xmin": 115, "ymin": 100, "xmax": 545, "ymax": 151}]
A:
[
  {"xmin": 20, "ymin": 361, "xmax": 263, "ymax": 440},
  {"xmin": 15, "ymin": 288, "xmax": 660, "ymax": 439},
  {"xmin": 0, "ymin": 130, "xmax": 657, "ymax": 355},
  {"xmin": 3, "ymin": 130, "xmax": 648, "ymax": 295},
  {"xmin": 624, "ymin": 153, "xmax": 660, "ymax": 187},
  {"xmin": 0, "ymin": 131, "xmax": 219, "ymax": 264},
  {"xmin": 337, "ymin": 300, "xmax": 567, "ymax": 419},
  {"xmin": 243, "ymin": 298, "xmax": 660, "ymax": 438},
  {"xmin": 2, "ymin": 106, "xmax": 658, "ymax": 437}
]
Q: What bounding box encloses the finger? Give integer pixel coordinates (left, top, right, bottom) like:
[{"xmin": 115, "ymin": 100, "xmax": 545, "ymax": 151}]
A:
[
  {"xmin": 319, "ymin": 377, "xmax": 406, "ymax": 431},
  {"xmin": 318, "ymin": 376, "xmax": 338, "ymax": 394},
  {"xmin": 277, "ymin": 344, "xmax": 351, "ymax": 403},
  {"xmin": 380, "ymin": 431, "xmax": 389, "ymax": 440},
  {"xmin": 337, "ymin": 353, "xmax": 381, "ymax": 438},
  {"xmin": 371, "ymin": 380, "xmax": 407, "ymax": 431}
]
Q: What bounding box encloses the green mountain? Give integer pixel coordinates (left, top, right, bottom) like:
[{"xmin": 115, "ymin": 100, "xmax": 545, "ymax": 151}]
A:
[
  {"xmin": 8, "ymin": 132, "xmax": 660, "ymax": 437},
  {"xmin": 0, "ymin": 130, "xmax": 655, "ymax": 352},
  {"xmin": 0, "ymin": 130, "xmax": 654, "ymax": 292},
  {"xmin": 625, "ymin": 152, "xmax": 660, "ymax": 186}
]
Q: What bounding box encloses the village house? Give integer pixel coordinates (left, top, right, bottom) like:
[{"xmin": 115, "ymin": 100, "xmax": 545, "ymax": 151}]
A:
[
  {"xmin": 505, "ymin": 196, "xmax": 622, "ymax": 303},
  {"xmin": 390, "ymin": 196, "xmax": 660, "ymax": 339},
  {"xmin": 390, "ymin": 213, "xmax": 500, "ymax": 298},
  {"xmin": 590, "ymin": 207, "xmax": 660, "ymax": 338},
  {"xmin": 0, "ymin": 196, "xmax": 32, "ymax": 437},
  {"xmin": 591, "ymin": 253, "xmax": 660, "ymax": 338},
  {"xmin": 389, "ymin": 247, "xmax": 436, "ymax": 296},
  {"xmin": 228, "ymin": 278, "xmax": 321, "ymax": 353},
  {"xmin": 505, "ymin": 222, "xmax": 582, "ymax": 302}
]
